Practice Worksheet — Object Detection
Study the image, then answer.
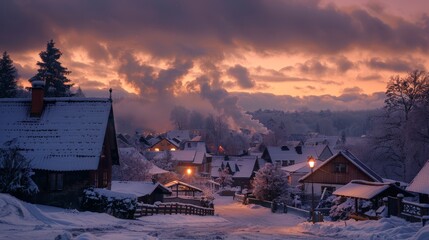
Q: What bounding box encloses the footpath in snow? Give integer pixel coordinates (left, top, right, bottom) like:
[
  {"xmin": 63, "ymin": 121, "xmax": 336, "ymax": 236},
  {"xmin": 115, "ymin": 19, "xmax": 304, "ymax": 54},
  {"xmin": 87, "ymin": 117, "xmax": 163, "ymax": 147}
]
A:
[{"xmin": 1, "ymin": 193, "xmax": 429, "ymax": 239}]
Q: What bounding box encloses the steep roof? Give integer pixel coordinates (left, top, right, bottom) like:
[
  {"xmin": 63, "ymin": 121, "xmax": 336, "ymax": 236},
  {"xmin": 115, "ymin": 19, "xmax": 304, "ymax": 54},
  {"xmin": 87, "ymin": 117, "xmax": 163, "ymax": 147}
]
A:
[
  {"xmin": 407, "ymin": 160, "xmax": 429, "ymax": 194},
  {"xmin": 263, "ymin": 144, "xmax": 331, "ymax": 163},
  {"xmin": 299, "ymin": 150, "xmax": 383, "ymax": 183},
  {"xmin": 211, "ymin": 155, "xmax": 258, "ymax": 179},
  {"xmin": 281, "ymin": 160, "xmax": 324, "ymax": 173},
  {"xmin": 111, "ymin": 181, "xmax": 172, "ymax": 197},
  {"xmin": 0, "ymin": 98, "xmax": 117, "ymax": 171}
]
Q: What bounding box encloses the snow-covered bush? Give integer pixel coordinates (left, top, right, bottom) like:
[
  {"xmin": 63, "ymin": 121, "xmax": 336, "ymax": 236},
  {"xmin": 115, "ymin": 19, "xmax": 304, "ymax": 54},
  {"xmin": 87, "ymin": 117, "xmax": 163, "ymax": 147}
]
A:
[
  {"xmin": 0, "ymin": 140, "xmax": 38, "ymax": 198},
  {"xmin": 251, "ymin": 163, "xmax": 289, "ymax": 202},
  {"xmin": 81, "ymin": 188, "xmax": 137, "ymax": 219},
  {"xmin": 329, "ymin": 196, "xmax": 373, "ymax": 221}
]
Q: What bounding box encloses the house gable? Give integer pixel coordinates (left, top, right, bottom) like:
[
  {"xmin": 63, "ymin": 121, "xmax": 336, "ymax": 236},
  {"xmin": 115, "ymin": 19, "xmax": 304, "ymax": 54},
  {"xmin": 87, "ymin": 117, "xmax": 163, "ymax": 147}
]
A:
[{"xmin": 300, "ymin": 150, "xmax": 383, "ymax": 185}]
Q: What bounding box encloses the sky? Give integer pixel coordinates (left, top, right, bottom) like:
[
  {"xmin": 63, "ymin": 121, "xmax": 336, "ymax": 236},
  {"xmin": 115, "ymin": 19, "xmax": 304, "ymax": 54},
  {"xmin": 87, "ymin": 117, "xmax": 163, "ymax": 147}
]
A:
[{"xmin": 2, "ymin": 0, "xmax": 428, "ymax": 133}]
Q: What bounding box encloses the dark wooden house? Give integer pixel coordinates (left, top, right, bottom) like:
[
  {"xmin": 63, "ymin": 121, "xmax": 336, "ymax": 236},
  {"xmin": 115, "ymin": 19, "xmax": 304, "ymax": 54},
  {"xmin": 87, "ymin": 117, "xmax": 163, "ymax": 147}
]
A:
[
  {"xmin": 0, "ymin": 81, "xmax": 119, "ymax": 208},
  {"xmin": 299, "ymin": 150, "xmax": 383, "ymax": 197}
]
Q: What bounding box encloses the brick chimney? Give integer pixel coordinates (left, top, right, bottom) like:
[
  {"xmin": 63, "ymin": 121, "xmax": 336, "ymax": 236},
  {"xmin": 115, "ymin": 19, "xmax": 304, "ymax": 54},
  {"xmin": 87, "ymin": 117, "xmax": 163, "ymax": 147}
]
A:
[{"xmin": 30, "ymin": 79, "xmax": 45, "ymax": 116}]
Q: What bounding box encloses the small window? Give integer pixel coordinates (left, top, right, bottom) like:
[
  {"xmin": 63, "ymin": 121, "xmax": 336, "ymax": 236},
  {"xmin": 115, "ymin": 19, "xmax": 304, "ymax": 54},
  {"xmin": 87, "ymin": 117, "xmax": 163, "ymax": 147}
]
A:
[
  {"xmin": 49, "ymin": 173, "xmax": 64, "ymax": 191},
  {"xmin": 281, "ymin": 160, "xmax": 289, "ymax": 167},
  {"xmin": 289, "ymin": 160, "xmax": 295, "ymax": 165},
  {"xmin": 102, "ymin": 171, "xmax": 108, "ymax": 187},
  {"xmin": 94, "ymin": 172, "xmax": 99, "ymax": 187},
  {"xmin": 334, "ymin": 163, "xmax": 347, "ymax": 173}
]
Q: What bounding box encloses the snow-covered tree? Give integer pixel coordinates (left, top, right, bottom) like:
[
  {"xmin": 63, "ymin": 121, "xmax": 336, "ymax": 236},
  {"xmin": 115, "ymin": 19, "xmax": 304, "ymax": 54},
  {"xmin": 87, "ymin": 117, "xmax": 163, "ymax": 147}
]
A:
[
  {"xmin": 0, "ymin": 52, "xmax": 18, "ymax": 98},
  {"xmin": 112, "ymin": 149, "xmax": 152, "ymax": 181},
  {"xmin": 31, "ymin": 40, "xmax": 73, "ymax": 97},
  {"xmin": 251, "ymin": 163, "xmax": 289, "ymax": 202},
  {"xmin": 150, "ymin": 150, "xmax": 179, "ymax": 184},
  {"xmin": 151, "ymin": 150, "xmax": 177, "ymax": 172},
  {"xmin": 216, "ymin": 167, "xmax": 233, "ymax": 188},
  {"xmin": 0, "ymin": 140, "xmax": 38, "ymax": 198}
]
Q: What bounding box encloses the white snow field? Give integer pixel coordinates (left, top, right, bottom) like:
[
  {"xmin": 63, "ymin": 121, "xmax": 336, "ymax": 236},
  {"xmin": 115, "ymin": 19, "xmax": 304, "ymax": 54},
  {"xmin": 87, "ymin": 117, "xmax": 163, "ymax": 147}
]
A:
[{"xmin": 0, "ymin": 193, "xmax": 428, "ymax": 239}]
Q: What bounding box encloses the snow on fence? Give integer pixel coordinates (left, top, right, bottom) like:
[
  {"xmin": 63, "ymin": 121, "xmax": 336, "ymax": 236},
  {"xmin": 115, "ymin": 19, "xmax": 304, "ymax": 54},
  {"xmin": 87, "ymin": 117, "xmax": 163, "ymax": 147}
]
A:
[{"xmin": 135, "ymin": 202, "xmax": 214, "ymax": 217}]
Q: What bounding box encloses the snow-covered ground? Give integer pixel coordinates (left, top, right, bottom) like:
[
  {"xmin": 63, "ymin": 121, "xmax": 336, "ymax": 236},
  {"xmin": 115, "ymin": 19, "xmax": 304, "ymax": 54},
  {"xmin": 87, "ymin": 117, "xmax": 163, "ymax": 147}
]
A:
[{"xmin": 0, "ymin": 193, "xmax": 428, "ymax": 239}]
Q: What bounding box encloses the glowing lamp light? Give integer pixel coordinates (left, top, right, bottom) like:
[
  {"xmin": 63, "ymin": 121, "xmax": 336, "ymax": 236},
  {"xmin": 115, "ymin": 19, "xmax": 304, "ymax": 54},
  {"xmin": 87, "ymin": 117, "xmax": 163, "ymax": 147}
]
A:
[
  {"xmin": 186, "ymin": 168, "xmax": 192, "ymax": 175},
  {"xmin": 154, "ymin": 148, "xmax": 160, "ymax": 152},
  {"xmin": 308, "ymin": 156, "xmax": 316, "ymax": 168},
  {"xmin": 170, "ymin": 148, "xmax": 176, "ymax": 151}
]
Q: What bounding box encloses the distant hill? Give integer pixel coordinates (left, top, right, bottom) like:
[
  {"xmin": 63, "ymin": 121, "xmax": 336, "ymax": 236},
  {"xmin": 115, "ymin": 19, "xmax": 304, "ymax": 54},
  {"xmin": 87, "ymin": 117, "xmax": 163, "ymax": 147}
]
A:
[{"xmin": 249, "ymin": 109, "xmax": 380, "ymax": 137}]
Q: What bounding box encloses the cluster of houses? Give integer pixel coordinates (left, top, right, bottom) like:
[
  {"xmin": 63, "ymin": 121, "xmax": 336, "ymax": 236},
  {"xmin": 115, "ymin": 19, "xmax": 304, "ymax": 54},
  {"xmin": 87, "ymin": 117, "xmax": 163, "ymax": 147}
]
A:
[{"xmin": 1, "ymin": 81, "xmax": 429, "ymax": 223}]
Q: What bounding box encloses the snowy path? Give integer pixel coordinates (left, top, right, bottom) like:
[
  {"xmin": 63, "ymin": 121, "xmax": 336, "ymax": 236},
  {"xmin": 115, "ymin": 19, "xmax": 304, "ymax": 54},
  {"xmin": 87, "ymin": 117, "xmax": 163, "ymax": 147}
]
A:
[{"xmin": 2, "ymin": 193, "xmax": 426, "ymax": 239}]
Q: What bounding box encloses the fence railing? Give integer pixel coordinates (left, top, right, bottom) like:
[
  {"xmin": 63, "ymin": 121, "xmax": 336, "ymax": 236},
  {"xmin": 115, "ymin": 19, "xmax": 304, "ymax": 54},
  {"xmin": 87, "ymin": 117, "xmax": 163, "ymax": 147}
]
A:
[
  {"xmin": 387, "ymin": 196, "xmax": 429, "ymax": 225},
  {"xmin": 135, "ymin": 202, "xmax": 214, "ymax": 217}
]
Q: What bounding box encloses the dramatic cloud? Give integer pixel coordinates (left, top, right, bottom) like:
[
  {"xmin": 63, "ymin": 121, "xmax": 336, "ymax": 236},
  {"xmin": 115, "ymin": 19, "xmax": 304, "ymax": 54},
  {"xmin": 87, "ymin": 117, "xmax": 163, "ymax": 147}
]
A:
[
  {"xmin": 227, "ymin": 64, "xmax": 255, "ymax": 89},
  {"xmin": 2, "ymin": 0, "xmax": 429, "ymax": 133}
]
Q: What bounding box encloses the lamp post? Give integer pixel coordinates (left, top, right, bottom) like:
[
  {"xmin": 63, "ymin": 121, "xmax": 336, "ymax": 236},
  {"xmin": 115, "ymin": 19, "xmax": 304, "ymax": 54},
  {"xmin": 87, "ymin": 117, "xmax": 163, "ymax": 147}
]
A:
[{"xmin": 307, "ymin": 156, "xmax": 316, "ymax": 223}]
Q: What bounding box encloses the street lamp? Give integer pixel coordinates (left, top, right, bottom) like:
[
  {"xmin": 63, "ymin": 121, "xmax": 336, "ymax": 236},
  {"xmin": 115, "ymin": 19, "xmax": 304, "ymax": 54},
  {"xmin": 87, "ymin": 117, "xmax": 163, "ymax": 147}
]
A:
[{"xmin": 307, "ymin": 156, "xmax": 316, "ymax": 223}]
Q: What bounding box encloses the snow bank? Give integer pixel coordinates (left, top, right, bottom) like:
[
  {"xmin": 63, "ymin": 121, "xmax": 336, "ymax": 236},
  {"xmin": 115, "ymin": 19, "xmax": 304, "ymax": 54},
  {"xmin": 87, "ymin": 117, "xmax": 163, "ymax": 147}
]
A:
[
  {"xmin": 299, "ymin": 216, "xmax": 421, "ymax": 239},
  {"xmin": 0, "ymin": 193, "xmax": 40, "ymax": 225}
]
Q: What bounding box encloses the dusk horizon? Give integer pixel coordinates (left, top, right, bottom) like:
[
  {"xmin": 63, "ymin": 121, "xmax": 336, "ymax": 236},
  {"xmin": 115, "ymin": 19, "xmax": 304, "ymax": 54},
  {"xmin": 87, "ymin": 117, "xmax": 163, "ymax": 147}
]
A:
[{"xmin": 2, "ymin": 0, "xmax": 428, "ymax": 132}]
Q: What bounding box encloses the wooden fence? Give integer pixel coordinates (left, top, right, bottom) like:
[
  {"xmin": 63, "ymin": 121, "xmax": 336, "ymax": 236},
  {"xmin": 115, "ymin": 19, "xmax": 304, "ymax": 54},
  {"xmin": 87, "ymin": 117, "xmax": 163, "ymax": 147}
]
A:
[
  {"xmin": 135, "ymin": 202, "xmax": 214, "ymax": 217},
  {"xmin": 387, "ymin": 196, "xmax": 429, "ymax": 225}
]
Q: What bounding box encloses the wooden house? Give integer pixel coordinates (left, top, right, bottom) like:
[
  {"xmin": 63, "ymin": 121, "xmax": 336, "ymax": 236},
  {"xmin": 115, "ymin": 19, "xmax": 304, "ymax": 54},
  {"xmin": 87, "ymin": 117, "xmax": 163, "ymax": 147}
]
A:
[
  {"xmin": 211, "ymin": 155, "xmax": 259, "ymax": 189},
  {"xmin": 407, "ymin": 160, "xmax": 429, "ymax": 203},
  {"xmin": 0, "ymin": 81, "xmax": 119, "ymax": 208},
  {"xmin": 149, "ymin": 137, "xmax": 181, "ymax": 152},
  {"xmin": 299, "ymin": 150, "xmax": 383, "ymax": 197},
  {"xmin": 111, "ymin": 181, "xmax": 172, "ymax": 204}
]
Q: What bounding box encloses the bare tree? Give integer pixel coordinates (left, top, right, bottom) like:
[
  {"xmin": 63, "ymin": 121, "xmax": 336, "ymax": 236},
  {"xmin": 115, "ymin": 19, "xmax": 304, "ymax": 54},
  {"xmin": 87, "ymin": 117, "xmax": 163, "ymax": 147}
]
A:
[{"xmin": 372, "ymin": 70, "xmax": 429, "ymax": 181}]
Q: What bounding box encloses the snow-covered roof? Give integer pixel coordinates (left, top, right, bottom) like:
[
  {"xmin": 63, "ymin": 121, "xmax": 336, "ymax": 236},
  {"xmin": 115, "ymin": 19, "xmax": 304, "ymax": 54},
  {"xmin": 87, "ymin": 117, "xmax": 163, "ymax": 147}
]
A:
[
  {"xmin": 164, "ymin": 180, "xmax": 203, "ymax": 192},
  {"xmin": 171, "ymin": 150, "xmax": 196, "ymax": 162},
  {"xmin": 264, "ymin": 144, "xmax": 330, "ymax": 163},
  {"xmin": 333, "ymin": 180, "xmax": 391, "ymax": 199},
  {"xmin": 407, "ymin": 160, "xmax": 429, "ymax": 194},
  {"xmin": 281, "ymin": 160, "xmax": 324, "ymax": 173},
  {"xmin": 183, "ymin": 141, "xmax": 207, "ymax": 164},
  {"xmin": 0, "ymin": 98, "xmax": 115, "ymax": 171},
  {"xmin": 166, "ymin": 130, "xmax": 191, "ymax": 141},
  {"xmin": 111, "ymin": 181, "xmax": 172, "ymax": 197},
  {"xmin": 299, "ymin": 150, "xmax": 383, "ymax": 183},
  {"xmin": 211, "ymin": 155, "xmax": 258, "ymax": 179}
]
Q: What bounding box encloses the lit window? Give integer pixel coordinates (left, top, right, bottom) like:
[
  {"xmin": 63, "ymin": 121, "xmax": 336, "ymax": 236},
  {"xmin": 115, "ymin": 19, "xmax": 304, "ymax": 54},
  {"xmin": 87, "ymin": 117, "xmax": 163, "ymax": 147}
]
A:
[
  {"xmin": 170, "ymin": 148, "xmax": 176, "ymax": 151},
  {"xmin": 154, "ymin": 148, "xmax": 160, "ymax": 152}
]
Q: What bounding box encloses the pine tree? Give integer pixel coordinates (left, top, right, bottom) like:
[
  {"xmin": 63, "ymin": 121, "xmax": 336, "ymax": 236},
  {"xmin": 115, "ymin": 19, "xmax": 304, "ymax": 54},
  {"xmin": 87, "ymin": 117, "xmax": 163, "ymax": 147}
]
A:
[
  {"xmin": 31, "ymin": 40, "xmax": 73, "ymax": 97},
  {"xmin": 0, "ymin": 52, "xmax": 18, "ymax": 98}
]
